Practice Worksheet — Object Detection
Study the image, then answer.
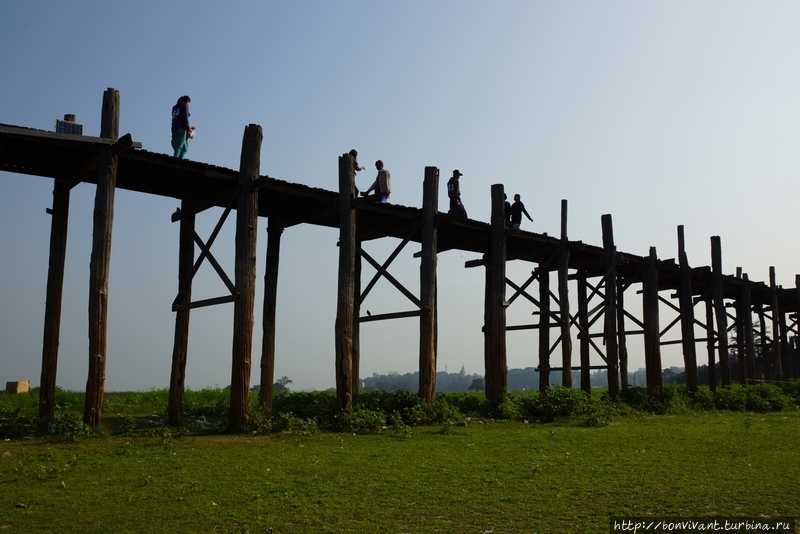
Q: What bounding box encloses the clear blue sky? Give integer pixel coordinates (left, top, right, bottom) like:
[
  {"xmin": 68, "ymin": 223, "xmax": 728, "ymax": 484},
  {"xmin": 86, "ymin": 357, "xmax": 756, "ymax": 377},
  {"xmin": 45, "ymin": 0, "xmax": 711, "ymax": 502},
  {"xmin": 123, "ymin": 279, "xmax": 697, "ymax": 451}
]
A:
[{"xmin": 1, "ymin": 1, "xmax": 799, "ymax": 392}]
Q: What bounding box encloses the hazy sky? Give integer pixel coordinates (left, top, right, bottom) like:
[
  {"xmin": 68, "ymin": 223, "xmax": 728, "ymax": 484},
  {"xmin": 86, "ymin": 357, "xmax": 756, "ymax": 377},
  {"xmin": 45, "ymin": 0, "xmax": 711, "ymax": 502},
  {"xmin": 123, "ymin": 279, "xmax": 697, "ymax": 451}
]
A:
[{"xmin": 1, "ymin": 2, "xmax": 799, "ymax": 392}]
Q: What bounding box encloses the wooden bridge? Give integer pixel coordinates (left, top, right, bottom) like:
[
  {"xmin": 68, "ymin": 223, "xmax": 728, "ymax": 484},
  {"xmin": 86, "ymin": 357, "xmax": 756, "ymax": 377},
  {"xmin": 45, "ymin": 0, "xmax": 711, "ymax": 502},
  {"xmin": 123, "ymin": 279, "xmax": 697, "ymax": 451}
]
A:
[{"xmin": 2, "ymin": 88, "xmax": 797, "ymax": 428}]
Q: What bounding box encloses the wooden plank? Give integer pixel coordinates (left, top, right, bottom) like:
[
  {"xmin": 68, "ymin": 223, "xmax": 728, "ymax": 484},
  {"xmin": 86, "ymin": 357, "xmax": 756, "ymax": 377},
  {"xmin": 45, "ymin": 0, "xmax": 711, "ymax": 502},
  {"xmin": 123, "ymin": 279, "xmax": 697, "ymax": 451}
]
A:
[
  {"xmin": 229, "ymin": 124, "xmax": 262, "ymax": 430},
  {"xmin": 359, "ymin": 310, "xmax": 425, "ymax": 323}
]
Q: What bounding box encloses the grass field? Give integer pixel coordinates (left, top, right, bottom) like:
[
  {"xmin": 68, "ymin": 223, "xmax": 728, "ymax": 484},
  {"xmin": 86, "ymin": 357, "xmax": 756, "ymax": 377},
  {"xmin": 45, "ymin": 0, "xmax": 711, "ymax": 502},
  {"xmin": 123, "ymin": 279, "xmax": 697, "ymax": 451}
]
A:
[{"xmin": 1, "ymin": 401, "xmax": 798, "ymax": 533}]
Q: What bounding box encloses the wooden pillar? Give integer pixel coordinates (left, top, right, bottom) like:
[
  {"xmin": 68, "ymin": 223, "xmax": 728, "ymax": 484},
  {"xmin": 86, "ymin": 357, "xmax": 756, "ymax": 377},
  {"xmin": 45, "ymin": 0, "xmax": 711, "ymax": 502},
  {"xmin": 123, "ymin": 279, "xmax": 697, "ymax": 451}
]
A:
[
  {"xmin": 485, "ymin": 184, "xmax": 507, "ymax": 399},
  {"xmin": 769, "ymin": 267, "xmax": 784, "ymax": 381},
  {"xmin": 677, "ymin": 226, "xmax": 698, "ymax": 392},
  {"xmin": 577, "ymin": 270, "xmax": 591, "ymax": 392},
  {"xmin": 229, "ymin": 124, "xmax": 262, "ymax": 429},
  {"xmin": 601, "ymin": 214, "xmax": 619, "ymax": 400},
  {"xmin": 258, "ymin": 222, "xmax": 282, "ymax": 413},
  {"xmin": 418, "ymin": 166, "xmax": 439, "ymax": 404},
  {"xmin": 39, "ymin": 179, "xmax": 71, "ymax": 419},
  {"xmin": 335, "ymin": 153, "xmax": 356, "ymax": 410},
  {"xmin": 710, "ymin": 236, "xmax": 731, "ymax": 386},
  {"xmin": 617, "ymin": 277, "xmax": 629, "ymax": 390},
  {"xmin": 642, "ymin": 247, "xmax": 662, "ymax": 400},
  {"xmin": 538, "ymin": 268, "xmax": 550, "ymax": 392},
  {"xmin": 352, "ymin": 239, "xmax": 362, "ymax": 401},
  {"xmin": 756, "ymin": 303, "xmax": 769, "ymax": 381},
  {"xmin": 735, "ymin": 269, "xmax": 747, "ymax": 385},
  {"xmin": 741, "ymin": 274, "xmax": 756, "ymax": 382},
  {"xmin": 558, "ymin": 199, "xmax": 572, "ymax": 388},
  {"xmin": 84, "ymin": 88, "xmax": 120, "ymax": 428},
  {"xmin": 705, "ymin": 297, "xmax": 717, "ymax": 391},
  {"xmin": 168, "ymin": 200, "xmax": 196, "ymax": 425}
]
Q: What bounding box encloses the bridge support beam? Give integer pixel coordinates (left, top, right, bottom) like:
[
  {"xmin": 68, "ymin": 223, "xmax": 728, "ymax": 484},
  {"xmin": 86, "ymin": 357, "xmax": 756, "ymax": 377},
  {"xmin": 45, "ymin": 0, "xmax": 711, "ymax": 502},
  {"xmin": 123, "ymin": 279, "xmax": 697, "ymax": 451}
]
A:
[
  {"xmin": 39, "ymin": 178, "xmax": 71, "ymax": 419},
  {"xmin": 229, "ymin": 124, "xmax": 262, "ymax": 429},
  {"xmin": 418, "ymin": 166, "xmax": 439, "ymax": 404},
  {"xmin": 335, "ymin": 153, "xmax": 357, "ymax": 410},
  {"xmin": 601, "ymin": 214, "xmax": 619, "ymax": 400},
  {"xmin": 258, "ymin": 222, "xmax": 283, "ymax": 413},
  {"xmin": 168, "ymin": 199, "xmax": 196, "ymax": 425},
  {"xmin": 84, "ymin": 88, "xmax": 120, "ymax": 428},
  {"xmin": 484, "ymin": 184, "xmax": 507, "ymax": 399}
]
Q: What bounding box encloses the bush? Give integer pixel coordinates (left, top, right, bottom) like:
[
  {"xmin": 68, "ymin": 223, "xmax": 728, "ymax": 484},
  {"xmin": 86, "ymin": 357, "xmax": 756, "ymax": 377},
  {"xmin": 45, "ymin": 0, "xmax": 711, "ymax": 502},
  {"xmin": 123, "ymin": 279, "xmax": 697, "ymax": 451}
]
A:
[
  {"xmin": 334, "ymin": 407, "xmax": 386, "ymax": 434},
  {"xmin": 535, "ymin": 386, "xmax": 589, "ymax": 422}
]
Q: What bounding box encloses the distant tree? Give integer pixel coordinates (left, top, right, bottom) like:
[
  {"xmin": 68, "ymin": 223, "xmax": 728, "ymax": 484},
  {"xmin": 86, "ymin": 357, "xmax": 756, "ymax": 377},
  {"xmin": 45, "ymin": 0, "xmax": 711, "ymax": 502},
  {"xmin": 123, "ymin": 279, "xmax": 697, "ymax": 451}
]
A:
[
  {"xmin": 468, "ymin": 378, "xmax": 485, "ymax": 392},
  {"xmin": 273, "ymin": 376, "xmax": 292, "ymax": 393}
]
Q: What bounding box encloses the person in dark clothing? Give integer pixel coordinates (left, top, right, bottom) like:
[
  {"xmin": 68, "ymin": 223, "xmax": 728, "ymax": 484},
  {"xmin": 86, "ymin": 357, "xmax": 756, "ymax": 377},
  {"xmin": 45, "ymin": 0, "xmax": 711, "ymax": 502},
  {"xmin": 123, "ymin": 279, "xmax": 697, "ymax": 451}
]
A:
[
  {"xmin": 510, "ymin": 193, "xmax": 532, "ymax": 230},
  {"xmin": 349, "ymin": 149, "xmax": 366, "ymax": 173},
  {"xmin": 504, "ymin": 194, "xmax": 512, "ymax": 228},
  {"xmin": 171, "ymin": 95, "xmax": 194, "ymax": 159},
  {"xmin": 447, "ymin": 169, "xmax": 466, "ymax": 217}
]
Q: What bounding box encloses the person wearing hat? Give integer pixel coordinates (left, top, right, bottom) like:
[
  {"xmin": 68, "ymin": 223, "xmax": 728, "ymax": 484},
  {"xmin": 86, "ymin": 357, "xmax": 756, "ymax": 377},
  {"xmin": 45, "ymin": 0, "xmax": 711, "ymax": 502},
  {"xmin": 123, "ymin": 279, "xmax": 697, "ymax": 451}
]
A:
[
  {"xmin": 510, "ymin": 193, "xmax": 533, "ymax": 230},
  {"xmin": 447, "ymin": 169, "xmax": 466, "ymax": 217}
]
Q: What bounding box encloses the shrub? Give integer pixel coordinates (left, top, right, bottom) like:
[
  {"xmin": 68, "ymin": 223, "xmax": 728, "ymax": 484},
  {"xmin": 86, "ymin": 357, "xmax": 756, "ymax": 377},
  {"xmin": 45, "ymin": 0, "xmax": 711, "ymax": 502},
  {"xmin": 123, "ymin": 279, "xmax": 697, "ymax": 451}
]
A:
[
  {"xmin": 334, "ymin": 407, "xmax": 386, "ymax": 434},
  {"xmin": 535, "ymin": 386, "xmax": 589, "ymax": 422}
]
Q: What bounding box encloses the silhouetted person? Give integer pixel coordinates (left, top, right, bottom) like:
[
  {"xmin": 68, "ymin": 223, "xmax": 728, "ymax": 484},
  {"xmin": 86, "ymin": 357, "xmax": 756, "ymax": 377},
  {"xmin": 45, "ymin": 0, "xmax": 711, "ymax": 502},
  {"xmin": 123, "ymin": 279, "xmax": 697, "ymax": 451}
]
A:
[
  {"xmin": 171, "ymin": 95, "xmax": 195, "ymax": 159},
  {"xmin": 362, "ymin": 159, "xmax": 391, "ymax": 203},
  {"xmin": 511, "ymin": 193, "xmax": 532, "ymax": 230},
  {"xmin": 447, "ymin": 169, "xmax": 466, "ymax": 217}
]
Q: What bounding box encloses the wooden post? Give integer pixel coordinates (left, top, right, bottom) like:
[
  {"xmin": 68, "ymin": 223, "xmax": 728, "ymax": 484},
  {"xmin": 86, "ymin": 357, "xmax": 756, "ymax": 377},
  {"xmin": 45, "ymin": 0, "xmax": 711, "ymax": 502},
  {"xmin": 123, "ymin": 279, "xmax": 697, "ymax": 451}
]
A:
[
  {"xmin": 741, "ymin": 274, "xmax": 756, "ymax": 382},
  {"xmin": 677, "ymin": 226, "xmax": 698, "ymax": 392},
  {"xmin": 258, "ymin": 222, "xmax": 282, "ymax": 413},
  {"xmin": 84, "ymin": 88, "xmax": 120, "ymax": 428},
  {"xmin": 577, "ymin": 270, "xmax": 591, "ymax": 392},
  {"xmin": 642, "ymin": 246, "xmax": 662, "ymax": 400},
  {"xmin": 229, "ymin": 124, "xmax": 262, "ymax": 429},
  {"xmin": 168, "ymin": 200, "xmax": 196, "ymax": 425},
  {"xmin": 485, "ymin": 184, "xmax": 507, "ymax": 399},
  {"xmin": 769, "ymin": 267, "xmax": 784, "ymax": 381},
  {"xmin": 756, "ymin": 303, "xmax": 769, "ymax": 381},
  {"xmin": 352, "ymin": 238, "xmax": 362, "ymax": 401},
  {"xmin": 601, "ymin": 215, "xmax": 619, "ymax": 400},
  {"xmin": 558, "ymin": 199, "xmax": 572, "ymax": 388},
  {"xmin": 735, "ymin": 269, "xmax": 747, "ymax": 385},
  {"xmin": 705, "ymin": 297, "xmax": 717, "ymax": 391},
  {"xmin": 39, "ymin": 179, "xmax": 71, "ymax": 419},
  {"xmin": 538, "ymin": 267, "xmax": 550, "ymax": 391},
  {"xmin": 335, "ymin": 153, "xmax": 356, "ymax": 410},
  {"xmin": 418, "ymin": 166, "xmax": 439, "ymax": 404},
  {"xmin": 617, "ymin": 277, "xmax": 629, "ymax": 390},
  {"xmin": 710, "ymin": 236, "xmax": 731, "ymax": 386}
]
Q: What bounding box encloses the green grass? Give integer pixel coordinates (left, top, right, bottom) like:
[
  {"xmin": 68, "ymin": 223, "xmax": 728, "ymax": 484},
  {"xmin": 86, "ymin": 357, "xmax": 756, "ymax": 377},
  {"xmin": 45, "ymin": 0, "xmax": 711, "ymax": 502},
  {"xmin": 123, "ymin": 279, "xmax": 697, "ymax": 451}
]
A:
[{"xmin": 1, "ymin": 411, "xmax": 798, "ymax": 533}]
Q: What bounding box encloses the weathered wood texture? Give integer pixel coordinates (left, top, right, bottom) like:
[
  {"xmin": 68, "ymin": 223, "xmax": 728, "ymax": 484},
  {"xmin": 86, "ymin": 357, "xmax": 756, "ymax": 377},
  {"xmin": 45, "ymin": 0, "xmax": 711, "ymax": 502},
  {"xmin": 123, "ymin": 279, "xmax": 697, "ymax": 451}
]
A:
[
  {"xmin": 229, "ymin": 124, "xmax": 262, "ymax": 429},
  {"xmin": 617, "ymin": 278, "xmax": 629, "ymax": 390},
  {"xmin": 168, "ymin": 200, "xmax": 196, "ymax": 425},
  {"xmin": 39, "ymin": 178, "xmax": 71, "ymax": 419},
  {"xmin": 710, "ymin": 236, "xmax": 731, "ymax": 386},
  {"xmin": 538, "ymin": 268, "xmax": 550, "ymax": 392},
  {"xmin": 769, "ymin": 267, "xmax": 784, "ymax": 381},
  {"xmin": 741, "ymin": 274, "xmax": 756, "ymax": 382},
  {"xmin": 558, "ymin": 199, "xmax": 572, "ymax": 388},
  {"xmin": 335, "ymin": 153, "xmax": 356, "ymax": 410},
  {"xmin": 577, "ymin": 271, "xmax": 591, "ymax": 392},
  {"xmin": 258, "ymin": 223, "xmax": 283, "ymax": 413},
  {"xmin": 601, "ymin": 214, "xmax": 619, "ymax": 399},
  {"xmin": 642, "ymin": 247, "xmax": 662, "ymax": 400},
  {"xmin": 677, "ymin": 225, "xmax": 699, "ymax": 392},
  {"xmin": 84, "ymin": 88, "xmax": 120, "ymax": 428},
  {"xmin": 705, "ymin": 297, "xmax": 717, "ymax": 391},
  {"xmin": 485, "ymin": 184, "xmax": 507, "ymax": 399},
  {"xmin": 418, "ymin": 166, "xmax": 438, "ymax": 404}
]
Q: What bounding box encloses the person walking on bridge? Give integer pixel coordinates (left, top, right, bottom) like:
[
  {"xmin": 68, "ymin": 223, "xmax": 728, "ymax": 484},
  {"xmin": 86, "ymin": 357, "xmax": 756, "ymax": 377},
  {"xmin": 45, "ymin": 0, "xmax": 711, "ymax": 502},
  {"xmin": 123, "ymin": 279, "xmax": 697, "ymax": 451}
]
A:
[
  {"xmin": 510, "ymin": 193, "xmax": 532, "ymax": 231},
  {"xmin": 171, "ymin": 95, "xmax": 195, "ymax": 159},
  {"xmin": 362, "ymin": 159, "xmax": 391, "ymax": 203}
]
